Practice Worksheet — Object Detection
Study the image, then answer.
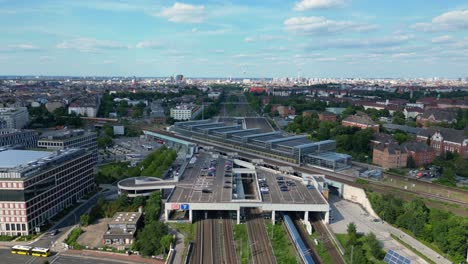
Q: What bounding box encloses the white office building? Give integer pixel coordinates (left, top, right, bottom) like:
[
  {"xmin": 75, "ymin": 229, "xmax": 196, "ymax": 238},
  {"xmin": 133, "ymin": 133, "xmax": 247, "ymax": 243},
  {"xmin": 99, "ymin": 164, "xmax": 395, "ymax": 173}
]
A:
[{"xmin": 0, "ymin": 107, "xmax": 29, "ymax": 129}]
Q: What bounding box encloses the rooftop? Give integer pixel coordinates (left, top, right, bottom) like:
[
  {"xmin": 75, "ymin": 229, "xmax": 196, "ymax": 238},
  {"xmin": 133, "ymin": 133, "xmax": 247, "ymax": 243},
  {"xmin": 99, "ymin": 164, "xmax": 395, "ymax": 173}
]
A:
[
  {"xmin": 0, "ymin": 150, "xmax": 51, "ymax": 168},
  {"xmin": 110, "ymin": 212, "xmax": 142, "ymax": 224}
]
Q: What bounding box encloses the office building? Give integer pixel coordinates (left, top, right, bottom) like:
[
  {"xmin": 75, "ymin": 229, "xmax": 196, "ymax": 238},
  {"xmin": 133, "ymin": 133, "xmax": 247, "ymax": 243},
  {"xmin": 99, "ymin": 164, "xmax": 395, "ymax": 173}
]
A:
[
  {"xmin": 0, "ymin": 107, "xmax": 29, "ymax": 129},
  {"xmin": 0, "ymin": 148, "xmax": 96, "ymax": 236},
  {"xmin": 37, "ymin": 129, "xmax": 97, "ymax": 154},
  {"xmin": 0, "ymin": 129, "xmax": 38, "ymax": 148}
]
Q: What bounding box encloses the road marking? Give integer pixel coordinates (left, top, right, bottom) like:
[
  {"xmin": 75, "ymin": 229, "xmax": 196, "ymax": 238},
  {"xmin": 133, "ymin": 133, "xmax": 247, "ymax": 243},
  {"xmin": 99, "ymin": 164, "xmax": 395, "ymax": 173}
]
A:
[{"xmin": 50, "ymin": 252, "xmax": 61, "ymax": 264}]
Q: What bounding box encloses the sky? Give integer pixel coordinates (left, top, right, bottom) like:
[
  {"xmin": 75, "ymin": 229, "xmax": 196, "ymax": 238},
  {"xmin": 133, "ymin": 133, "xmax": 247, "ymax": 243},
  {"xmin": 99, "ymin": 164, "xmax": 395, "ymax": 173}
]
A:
[{"xmin": 0, "ymin": 0, "xmax": 467, "ymax": 78}]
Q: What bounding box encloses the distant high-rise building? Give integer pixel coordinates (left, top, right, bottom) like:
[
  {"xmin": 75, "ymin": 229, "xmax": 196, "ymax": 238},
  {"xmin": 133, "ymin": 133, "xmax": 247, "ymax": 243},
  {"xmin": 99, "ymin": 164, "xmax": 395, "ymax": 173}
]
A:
[
  {"xmin": 175, "ymin": 74, "xmax": 184, "ymax": 82},
  {"xmin": 0, "ymin": 107, "xmax": 29, "ymax": 129},
  {"xmin": 0, "ymin": 148, "xmax": 96, "ymax": 236}
]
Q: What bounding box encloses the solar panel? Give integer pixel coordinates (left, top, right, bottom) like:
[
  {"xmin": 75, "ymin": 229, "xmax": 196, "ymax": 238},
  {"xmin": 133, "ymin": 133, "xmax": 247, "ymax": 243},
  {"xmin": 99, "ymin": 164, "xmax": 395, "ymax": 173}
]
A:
[{"xmin": 384, "ymin": 250, "xmax": 411, "ymax": 264}]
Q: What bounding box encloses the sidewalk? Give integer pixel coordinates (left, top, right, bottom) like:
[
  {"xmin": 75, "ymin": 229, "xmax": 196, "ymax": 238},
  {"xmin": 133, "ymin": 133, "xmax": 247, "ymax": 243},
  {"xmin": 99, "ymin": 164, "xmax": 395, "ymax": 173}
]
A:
[{"xmin": 65, "ymin": 249, "xmax": 165, "ymax": 264}]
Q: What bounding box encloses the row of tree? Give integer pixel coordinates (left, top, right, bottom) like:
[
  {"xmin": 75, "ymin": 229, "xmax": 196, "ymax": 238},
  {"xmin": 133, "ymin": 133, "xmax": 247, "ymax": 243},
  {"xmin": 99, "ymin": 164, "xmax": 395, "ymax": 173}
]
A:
[
  {"xmin": 96, "ymin": 146, "xmax": 177, "ymax": 183},
  {"xmin": 27, "ymin": 105, "xmax": 83, "ymax": 128},
  {"xmin": 369, "ymin": 193, "xmax": 467, "ymax": 262},
  {"xmin": 133, "ymin": 191, "xmax": 174, "ymax": 257}
]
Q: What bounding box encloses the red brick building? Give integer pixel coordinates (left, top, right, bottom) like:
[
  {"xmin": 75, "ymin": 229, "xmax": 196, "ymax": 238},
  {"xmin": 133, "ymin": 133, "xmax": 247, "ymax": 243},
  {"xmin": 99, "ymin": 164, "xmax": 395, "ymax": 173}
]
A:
[
  {"xmin": 373, "ymin": 143, "xmax": 408, "ymax": 169},
  {"xmin": 402, "ymin": 142, "xmax": 435, "ymax": 167},
  {"xmin": 416, "ymin": 127, "xmax": 468, "ymax": 158},
  {"xmin": 318, "ymin": 112, "xmax": 337, "ymax": 122},
  {"xmin": 342, "ymin": 113, "xmax": 379, "ymax": 132},
  {"xmin": 416, "ymin": 109, "xmax": 457, "ymax": 127}
]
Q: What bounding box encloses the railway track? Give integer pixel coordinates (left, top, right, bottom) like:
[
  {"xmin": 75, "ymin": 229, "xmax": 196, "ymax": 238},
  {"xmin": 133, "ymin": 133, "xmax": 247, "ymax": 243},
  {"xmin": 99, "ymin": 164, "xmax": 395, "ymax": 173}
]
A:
[
  {"xmin": 245, "ymin": 208, "xmax": 276, "ymax": 264},
  {"xmin": 192, "ymin": 214, "xmax": 215, "ymax": 264},
  {"xmin": 289, "ymin": 214, "xmax": 322, "ymax": 264},
  {"xmin": 310, "ymin": 214, "xmax": 346, "ymax": 264},
  {"xmin": 146, "ymin": 128, "xmax": 468, "ymax": 207},
  {"xmin": 222, "ymin": 214, "xmax": 239, "ymax": 264}
]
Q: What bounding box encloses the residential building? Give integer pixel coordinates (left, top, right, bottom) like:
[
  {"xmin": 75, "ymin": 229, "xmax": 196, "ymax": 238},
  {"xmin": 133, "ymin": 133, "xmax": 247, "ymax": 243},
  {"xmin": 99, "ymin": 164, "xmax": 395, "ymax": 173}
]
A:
[
  {"xmin": 402, "ymin": 142, "xmax": 435, "ymax": 167},
  {"xmin": 342, "ymin": 113, "xmax": 379, "ymax": 132},
  {"xmin": 103, "ymin": 211, "xmax": 142, "ymax": 245},
  {"xmin": 416, "ymin": 127, "xmax": 468, "ymax": 158},
  {"xmin": 416, "ymin": 109, "xmax": 457, "ymax": 127},
  {"xmin": 0, "ymin": 148, "xmax": 96, "ymax": 236},
  {"xmin": 0, "ymin": 129, "xmax": 38, "ymax": 148},
  {"xmin": 403, "ymin": 107, "xmax": 424, "ymax": 119},
  {"xmin": 0, "ymin": 107, "xmax": 29, "ymax": 129},
  {"xmin": 318, "ymin": 112, "xmax": 337, "ymax": 122},
  {"xmin": 271, "ymin": 105, "xmax": 296, "ymax": 117},
  {"xmin": 170, "ymin": 105, "xmax": 201, "ymax": 121},
  {"xmin": 37, "ymin": 129, "xmax": 97, "ymax": 155},
  {"xmin": 68, "ymin": 96, "xmax": 100, "ymax": 118},
  {"xmin": 373, "ymin": 143, "xmax": 408, "ymax": 169}
]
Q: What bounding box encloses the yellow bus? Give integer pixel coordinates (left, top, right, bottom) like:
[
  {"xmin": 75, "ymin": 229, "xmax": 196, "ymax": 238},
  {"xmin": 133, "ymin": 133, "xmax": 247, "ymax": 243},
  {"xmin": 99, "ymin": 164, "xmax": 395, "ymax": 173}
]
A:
[
  {"xmin": 11, "ymin": 245, "xmax": 32, "ymax": 255},
  {"xmin": 31, "ymin": 247, "xmax": 51, "ymax": 257}
]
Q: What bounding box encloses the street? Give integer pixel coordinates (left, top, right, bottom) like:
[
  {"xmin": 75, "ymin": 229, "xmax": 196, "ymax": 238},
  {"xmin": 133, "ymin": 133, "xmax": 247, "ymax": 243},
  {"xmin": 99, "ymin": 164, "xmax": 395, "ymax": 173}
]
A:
[{"xmin": 0, "ymin": 249, "xmax": 130, "ymax": 264}]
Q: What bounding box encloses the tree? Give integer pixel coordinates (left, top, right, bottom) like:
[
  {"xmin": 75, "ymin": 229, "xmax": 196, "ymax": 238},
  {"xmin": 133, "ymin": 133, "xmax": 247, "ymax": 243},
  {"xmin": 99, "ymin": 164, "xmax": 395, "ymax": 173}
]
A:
[
  {"xmin": 392, "ymin": 111, "xmax": 406, "ymax": 125},
  {"xmin": 347, "ymin": 222, "xmax": 358, "ymax": 247},
  {"xmin": 364, "ymin": 232, "xmax": 384, "ymax": 259},
  {"xmin": 160, "ymin": 234, "xmax": 174, "ymax": 255},
  {"xmin": 80, "ymin": 214, "xmax": 90, "ymax": 226},
  {"xmin": 393, "ymin": 132, "xmax": 409, "ymax": 144},
  {"xmin": 407, "ymin": 155, "xmax": 416, "ymax": 168},
  {"xmin": 133, "ymin": 221, "xmax": 169, "ymax": 256}
]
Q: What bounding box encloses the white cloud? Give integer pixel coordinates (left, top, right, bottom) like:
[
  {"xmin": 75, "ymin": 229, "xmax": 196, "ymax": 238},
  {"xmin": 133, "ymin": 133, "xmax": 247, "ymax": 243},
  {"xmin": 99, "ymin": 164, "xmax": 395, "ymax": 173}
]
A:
[
  {"xmin": 56, "ymin": 38, "xmax": 127, "ymax": 52},
  {"xmin": 0, "ymin": 44, "xmax": 41, "ymax": 52},
  {"xmin": 135, "ymin": 41, "xmax": 163, "ymax": 49},
  {"xmin": 305, "ymin": 34, "xmax": 413, "ymax": 49},
  {"xmin": 158, "ymin": 2, "xmax": 206, "ymax": 23},
  {"xmin": 284, "ymin": 16, "xmax": 377, "ymax": 34},
  {"xmin": 244, "ymin": 37, "xmax": 254, "ymax": 43},
  {"xmin": 294, "ymin": 0, "xmax": 346, "ymax": 11},
  {"xmin": 413, "ymin": 10, "xmax": 468, "ymax": 32},
  {"xmin": 431, "ymin": 35, "xmax": 453, "ymax": 44}
]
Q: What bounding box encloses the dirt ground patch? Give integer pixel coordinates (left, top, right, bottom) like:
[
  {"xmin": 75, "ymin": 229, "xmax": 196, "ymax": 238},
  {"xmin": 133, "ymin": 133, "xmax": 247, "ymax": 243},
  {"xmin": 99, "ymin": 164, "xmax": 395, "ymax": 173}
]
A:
[{"xmin": 77, "ymin": 218, "xmax": 111, "ymax": 248}]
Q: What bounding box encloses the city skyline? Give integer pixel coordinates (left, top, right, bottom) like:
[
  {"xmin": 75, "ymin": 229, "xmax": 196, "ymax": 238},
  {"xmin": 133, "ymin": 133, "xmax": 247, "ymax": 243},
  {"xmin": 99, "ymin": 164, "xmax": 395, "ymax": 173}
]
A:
[{"xmin": 0, "ymin": 0, "xmax": 467, "ymax": 78}]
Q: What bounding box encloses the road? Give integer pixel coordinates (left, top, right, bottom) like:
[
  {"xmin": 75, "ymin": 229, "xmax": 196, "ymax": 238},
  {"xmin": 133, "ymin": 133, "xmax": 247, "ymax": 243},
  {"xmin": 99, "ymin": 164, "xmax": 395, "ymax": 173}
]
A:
[
  {"xmin": 328, "ymin": 195, "xmax": 450, "ymax": 264},
  {"xmin": 33, "ymin": 189, "xmax": 114, "ymax": 250},
  {"xmin": 0, "ymin": 249, "xmax": 128, "ymax": 264}
]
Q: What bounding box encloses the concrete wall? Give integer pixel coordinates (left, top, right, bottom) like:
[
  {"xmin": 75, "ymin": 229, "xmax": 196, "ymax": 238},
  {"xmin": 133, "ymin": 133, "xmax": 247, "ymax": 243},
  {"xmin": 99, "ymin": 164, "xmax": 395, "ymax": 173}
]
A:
[{"xmin": 342, "ymin": 184, "xmax": 379, "ymax": 218}]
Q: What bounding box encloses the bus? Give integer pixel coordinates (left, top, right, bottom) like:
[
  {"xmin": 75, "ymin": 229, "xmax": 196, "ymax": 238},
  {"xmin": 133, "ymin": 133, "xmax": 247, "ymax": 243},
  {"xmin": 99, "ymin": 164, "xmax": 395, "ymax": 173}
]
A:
[
  {"xmin": 11, "ymin": 245, "xmax": 51, "ymax": 257},
  {"xmin": 11, "ymin": 245, "xmax": 32, "ymax": 255},
  {"xmin": 31, "ymin": 247, "xmax": 51, "ymax": 257}
]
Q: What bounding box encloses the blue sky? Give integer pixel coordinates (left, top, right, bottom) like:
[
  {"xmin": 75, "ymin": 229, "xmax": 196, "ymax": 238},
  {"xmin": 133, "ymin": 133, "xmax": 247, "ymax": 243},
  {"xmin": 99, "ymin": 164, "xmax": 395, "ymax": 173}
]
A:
[{"xmin": 0, "ymin": 0, "xmax": 467, "ymax": 78}]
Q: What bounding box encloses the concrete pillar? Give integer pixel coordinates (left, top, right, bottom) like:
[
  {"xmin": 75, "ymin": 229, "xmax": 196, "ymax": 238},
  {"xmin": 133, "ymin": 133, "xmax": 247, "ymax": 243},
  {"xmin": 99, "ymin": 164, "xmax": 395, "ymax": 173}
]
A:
[
  {"xmin": 304, "ymin": 211, "xmax": 309, "ymax": 222},
  {"xmin": 272, "ymin": 211, "xmax": 276, "ymax": 225},
  {"xmin": 324, "ymin": 210, "xmax": 329, "ymax": 224},
  {"xmin": 189, "ymin": 210, "xmax": 193, "ymax": 223},
  {"xmin": 237, "ymin": 209, "xmax": 240, "ymax": 225},
  {"xmin": 165, "ymin": 209, "xmax": 169, "ymax": 222}
]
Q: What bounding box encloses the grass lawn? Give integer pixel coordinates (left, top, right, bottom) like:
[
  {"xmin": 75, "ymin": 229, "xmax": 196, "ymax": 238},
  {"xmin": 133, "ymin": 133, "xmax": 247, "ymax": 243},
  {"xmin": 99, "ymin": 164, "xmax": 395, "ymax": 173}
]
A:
[
  {"xmin": 310, "ymin": 232, "xmax": 334, "ymax": 264},
  {"xmin": 266, "ymin": 223, "xmax": 298, "ymax": 264},
  {"xmin": 233, "ymin": 224, "xmax": 250, "ymax": 264}
]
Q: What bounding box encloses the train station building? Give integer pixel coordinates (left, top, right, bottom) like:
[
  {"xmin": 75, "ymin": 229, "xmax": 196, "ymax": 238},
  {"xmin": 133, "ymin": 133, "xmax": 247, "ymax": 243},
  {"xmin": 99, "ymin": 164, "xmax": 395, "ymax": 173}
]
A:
[{"xmin": 170, "ymin": 119, "xmax": 351, "ymax": 171}]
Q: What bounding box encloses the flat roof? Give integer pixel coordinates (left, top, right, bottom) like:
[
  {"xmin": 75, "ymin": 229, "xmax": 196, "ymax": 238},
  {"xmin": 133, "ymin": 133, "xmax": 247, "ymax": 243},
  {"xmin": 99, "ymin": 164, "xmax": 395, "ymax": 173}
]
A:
[
  {"xmin": 251, "ymin": 134, "xmax": 285, "ymax": 142},
  {"xmin": 276, "ymin": 137, "xmax": 311, "ymax": 147},
  {"xmin": 168, "ymin": 154, "xmax": 327, "ymax": 205},
  {"xmin": 308, "ymin": 151, "xmax": 352, "ymax": 161},
  {"xmin": 0, "ymin": 150, "xmax": 52, "ymax": 168}
]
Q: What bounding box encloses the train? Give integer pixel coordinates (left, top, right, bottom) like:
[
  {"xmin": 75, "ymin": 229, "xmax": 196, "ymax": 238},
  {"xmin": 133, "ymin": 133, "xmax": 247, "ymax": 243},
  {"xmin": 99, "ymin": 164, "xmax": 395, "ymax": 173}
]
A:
[{"xmin": 282, "ymin": 213, "xmax": 315, "ymax": 264}]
